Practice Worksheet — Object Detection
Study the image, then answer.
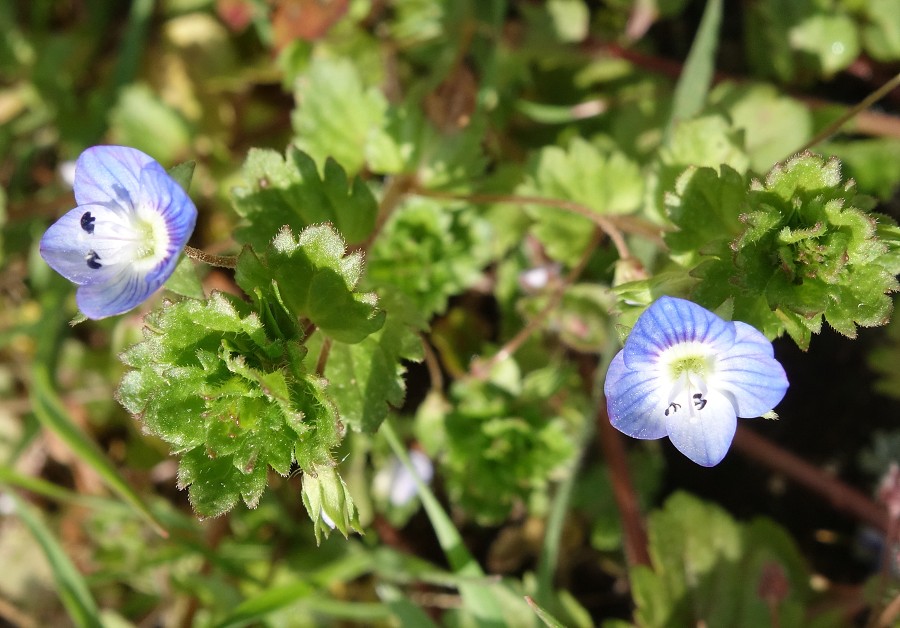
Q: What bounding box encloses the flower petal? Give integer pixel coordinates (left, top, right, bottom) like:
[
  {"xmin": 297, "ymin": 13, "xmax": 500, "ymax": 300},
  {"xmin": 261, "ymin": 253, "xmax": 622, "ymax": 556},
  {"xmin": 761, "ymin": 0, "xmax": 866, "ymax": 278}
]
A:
[
  {"xmin": 137, "ymin": 161, "xmax": 197, "ymax": 286},
  {"xmin": 388, "ymin": 451, "xmax": 433, "ymax": 507},
  {"xmin": 76, "ymin": 267, "xmax": 156, "ymax": 319},
  {"xmin": 605, "ymin": 350, "xmax": 669, "ymax": 440},
  {"xmin": 39, "ymin": 203, "xmax": 132, "ymax": 285},
  {"xmin": 714, "ymin": 321, "xmax": 788, "ymax": 417},
  {"xmin": 623, "ymin": 296, "xmax": 735, "ymax": 370},
  {"xmin": 665, "ymin": 388, "xmax": 737, "ymax": 466},
  {"xmin": 74, "ymin": 146, "xmax": 154, "ymax": 210}
]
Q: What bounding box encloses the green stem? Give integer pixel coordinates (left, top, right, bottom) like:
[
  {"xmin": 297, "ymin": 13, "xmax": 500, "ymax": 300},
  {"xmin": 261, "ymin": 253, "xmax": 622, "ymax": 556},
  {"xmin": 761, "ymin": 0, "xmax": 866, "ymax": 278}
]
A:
[
  {"xmin": 534, "ymin": 336, "xmax": 617, "ymax": 602},
  {"xmin": 381, "ymin": 419, "xmax": 510, "ymax": 626},
  {"xmin": 797, "ymin": 71, "xmax": 900, "ymax": 153}
]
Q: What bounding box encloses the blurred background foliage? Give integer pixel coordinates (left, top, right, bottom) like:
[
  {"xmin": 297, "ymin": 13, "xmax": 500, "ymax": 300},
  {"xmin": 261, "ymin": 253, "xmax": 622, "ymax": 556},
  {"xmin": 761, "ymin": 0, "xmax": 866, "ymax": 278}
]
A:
[{"xmin": 1, "ymin": 0, "xmax": 900, "ymax": 626}]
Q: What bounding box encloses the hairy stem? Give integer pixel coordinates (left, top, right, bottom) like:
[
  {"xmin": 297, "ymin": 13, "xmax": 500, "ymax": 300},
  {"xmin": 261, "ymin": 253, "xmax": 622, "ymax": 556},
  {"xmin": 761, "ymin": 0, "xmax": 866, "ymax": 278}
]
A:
[
  {"xmin": 798, "ymin": 71, "xmax": 900, "ymax": 153},
  {"xmin": 183, "ymin": 245, "xmax": 238, "ymax": 269}
]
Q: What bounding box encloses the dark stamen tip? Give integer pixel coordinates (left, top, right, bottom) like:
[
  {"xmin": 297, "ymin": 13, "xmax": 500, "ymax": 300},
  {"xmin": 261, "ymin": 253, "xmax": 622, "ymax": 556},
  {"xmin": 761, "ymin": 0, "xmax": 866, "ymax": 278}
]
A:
[
  {"xmin": 80, "ymin": 211, "xmax": 96, "ymax": 234},
  {"xmin": 86, "ymin": 250, "xmax": 102, "ymax": 269}
]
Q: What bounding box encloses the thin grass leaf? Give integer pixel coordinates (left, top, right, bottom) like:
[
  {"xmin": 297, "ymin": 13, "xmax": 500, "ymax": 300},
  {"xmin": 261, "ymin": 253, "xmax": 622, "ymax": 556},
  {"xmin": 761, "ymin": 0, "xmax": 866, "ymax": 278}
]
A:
[
  {"xmin": 0, "ymin": 464, "xmax": 119, "ymax": 510},
  {"xmin": 382, "ymin": 418, "xmax": 516, "ymax": 627},
  {"xmin": 30, "ymin": 364, "xmax": 167, "ymax": 537},
  {"xmin": 666, "ymin": 0, "xmax": 723, "ymax": 137},
  {"xmin": 378, "ymin": 584, "xmax": 440, "ymax": 628},
  {"xmin": 214, "ymin": 582, "xmax": 315, "ymax": 628},
  {"xmin": 525, "ymin": 596, "xmax": 567, "ymax": 628},
  {"xmin": 536, "ymin": 339, "xmax": 615, "ymax": 605},
  {"xmin": 10, "ymin": 492, "xmax": 102, "ymax": 628}
]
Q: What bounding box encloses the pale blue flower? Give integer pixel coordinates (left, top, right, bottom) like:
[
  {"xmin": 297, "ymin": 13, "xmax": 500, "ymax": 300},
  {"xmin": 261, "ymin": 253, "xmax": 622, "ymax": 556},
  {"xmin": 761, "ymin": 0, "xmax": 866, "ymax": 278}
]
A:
[
  {"xmin": 604, "ymin": 296, "xmax": 788, "ymax": 467},
  {"xmin": 374, "ymin": 451, "xmax": 433, "ymax": 507},
  {"xmin": 40, "ymin": 146, "xmax": 197, "ymax": 319}
]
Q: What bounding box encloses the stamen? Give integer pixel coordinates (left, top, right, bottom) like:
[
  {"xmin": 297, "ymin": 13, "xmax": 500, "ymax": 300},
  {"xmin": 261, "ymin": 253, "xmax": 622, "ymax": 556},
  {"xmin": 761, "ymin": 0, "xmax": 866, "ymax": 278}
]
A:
[
  {"xmin": 80, "ymin": 211, "xmax": 96, "ymax": 234},
  {"xmin": 86, "ymin": 250, "xmax": 102, "ymax": 269}
]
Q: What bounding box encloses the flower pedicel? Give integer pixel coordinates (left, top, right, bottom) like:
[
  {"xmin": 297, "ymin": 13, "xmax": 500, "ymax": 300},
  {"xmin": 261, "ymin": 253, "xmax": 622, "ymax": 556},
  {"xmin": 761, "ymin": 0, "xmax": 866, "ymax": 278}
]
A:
[{"xmin": 40, "ymin": 146, "xmax": 197, "ymax": 319}]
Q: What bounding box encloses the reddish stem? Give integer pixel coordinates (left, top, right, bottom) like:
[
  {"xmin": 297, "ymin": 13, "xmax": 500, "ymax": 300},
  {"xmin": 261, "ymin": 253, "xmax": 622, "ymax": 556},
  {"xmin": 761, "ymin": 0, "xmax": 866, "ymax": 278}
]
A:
[
  {"xmin": 597, "ymin": 403, "xmax": 651, "ymax": 568},
  {"xmin": 733, "ymin": 425, "xmax": 888, "ymax": 533}
]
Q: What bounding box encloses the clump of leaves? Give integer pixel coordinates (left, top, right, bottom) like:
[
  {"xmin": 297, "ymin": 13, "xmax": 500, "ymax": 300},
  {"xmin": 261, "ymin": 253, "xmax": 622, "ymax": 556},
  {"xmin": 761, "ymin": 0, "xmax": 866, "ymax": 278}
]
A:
[
  {"xmin": 423, "ymin": 362, "xmax": 584, "ymax": 523},
  {"xmin": 117, "ymin": 292, "xmax": 340, "ymax": 519},
  {"xmin": 631, "ymin": 492, "xmax": 834, "ymax": 627},
  {"xmin": 663, "ymin": 152, "xmax": 900, "ymax": 348},
  {"xmin": 117, "ymin": 224, "xmax": 384, "ymax": 536}
]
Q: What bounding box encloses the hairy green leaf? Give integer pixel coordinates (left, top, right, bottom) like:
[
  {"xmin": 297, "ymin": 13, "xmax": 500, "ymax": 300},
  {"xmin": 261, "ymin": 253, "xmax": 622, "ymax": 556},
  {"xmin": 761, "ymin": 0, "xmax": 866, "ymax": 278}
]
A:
[
  {"xmin": 665, "ymin": 153, "xmax": 900, "ymax": 347},
  {"xmin": 117, "ymin": 293, "xmax": 345, "ymax": 518},
  {"xmin": 232, "ymin": 146, "xmax": 378, "ymax": 251},
  {"xmin": 236, "ymin": 224, "xmax": 384, "ymax": 345},
  {"xmin": 292, "ymin": 56, "xmax": 387, "ymax": 175}
]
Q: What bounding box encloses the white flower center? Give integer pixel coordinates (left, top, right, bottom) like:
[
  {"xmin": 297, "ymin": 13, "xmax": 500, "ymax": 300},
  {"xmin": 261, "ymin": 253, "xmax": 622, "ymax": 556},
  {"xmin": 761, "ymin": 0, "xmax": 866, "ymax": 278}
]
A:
[
  {"xmin": 80, "ymin": 202, "xmax": 171, "ymax": 272},
  {"xmin": 658, "ymin": 342, "xmax": 717, "ymax": 420},
  {"xmin": 129, "ymin": 203, "xmax": 171, "ymax": 271}
]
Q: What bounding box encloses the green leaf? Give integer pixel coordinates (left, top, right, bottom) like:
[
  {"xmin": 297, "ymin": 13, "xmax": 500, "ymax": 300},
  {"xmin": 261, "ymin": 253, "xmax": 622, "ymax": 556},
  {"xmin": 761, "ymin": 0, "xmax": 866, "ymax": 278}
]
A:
[
  {"xmin": 789, "ymin": 12, "xmax": 859, "ymax": 77},
  {"xmin": 236, "ymin": 224, "xmax": 384, "ymax": 344},
  {"xmin": 366, "ymin": 103, "xmax": 488, "ymax": 188},
  {"xmin": 177, "ymin": 447, "xmax": 268, "ymax": 517},
  {"xmin": 710, "ymin": 82, "xmax": 813, "ymax": 173},
  {"xmin": 292, "ymin": 56, "xmax": 387, "ymax": 175},
  {"xmin": 213, "ymin": 582, "xmax": 315, "ymax": 628},
  {"xmin": 164, "ymin": 256, "xmax": 205, "ymax": 300},
  {"xmin": 232, "ymin": 146, "xmax": 378, "ymax": 250},
  {"xmin": 823, "ymin": 138, "xmax": 900, "ymax": 199},
  {"xmin": 518, "ymin": 137, "xmax": 643, "ymax": 265},
  {"xmin": 665, "ymin": 152, "xmax": 899, "ymax": 347},
  {"xmin": 167, "ymin": 160, "xmax": 196, "ymax": 193},
  {"xmin": 377, "ymin": 584, "xmax": 440, "ymax": 628},
  {"xmin": 367, "ymin": 198, "xmax": 493, "ymax": 318},
  {"xmin": 546, "ymin": 0, "xmax": 589, "ymax": 43},
  {"xmin": 653, "ymin": 114, "xmax": 749, "ymax": 220},
  {"xmin": 660, "ymin": 114, "xmax": 749, "ymax": 175},
  {"xmin": 525, "ymin": 596, "xmax": 567, "ymax": 628},
  {"xmin": 745, "ymin": 0, "xmax": 859, "ymax": 82},
  {"xmin": 109, "ymin": 84, "xmax": 191, "ymax": 163},
  {"xmin": 632, "ymin": 492, "xmax": 817, "ymax": 628},
  {"xmin": 315, "ymin": 294, "xmax": 425, "ymax": 433},
  {"xmin": 860, "ymin": 0, "xmax": 900, "ymax": 61},
  {"xmin": 11, "ymin": 493, "xmax": 102, "ymax": 628},
  {"xmin": 664, "ymin": 164, "xmax": 748, "ymax": 264},
  {"xmin": 117, "ymin": 292, "xmax": 346, "ymax": 518}
]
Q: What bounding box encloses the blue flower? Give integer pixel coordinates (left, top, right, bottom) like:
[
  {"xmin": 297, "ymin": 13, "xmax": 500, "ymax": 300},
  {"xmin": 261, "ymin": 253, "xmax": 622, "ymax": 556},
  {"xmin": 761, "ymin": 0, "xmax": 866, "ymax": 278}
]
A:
[
  {"xmin": 40, "ymin": 146, "xmax": 197, "ymax": 319},
  {"xmin": 604, "ymin": 296, "xmax": 788, "ymax": 467}
]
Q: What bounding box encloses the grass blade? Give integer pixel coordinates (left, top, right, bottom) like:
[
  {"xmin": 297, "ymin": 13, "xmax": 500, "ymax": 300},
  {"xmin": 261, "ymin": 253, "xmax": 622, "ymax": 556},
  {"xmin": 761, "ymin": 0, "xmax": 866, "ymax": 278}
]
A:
[
  {"xmin": 382, "ymin": 418, "xmax": 514, "ymax": 627},
  {"xmin": 10, "ymin": 492, "xmax": 102, "ymax": 628},
  {"xmin": 30, "ymin": 364, "xmax": 167, "ymax": 537},
  {"xmin": 525, "ymin": 596, "xmax": 567, "ymax": 628},
  {"xmin": 665, "ymin": 0, "xmax": 723, "ymax": 136}
]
